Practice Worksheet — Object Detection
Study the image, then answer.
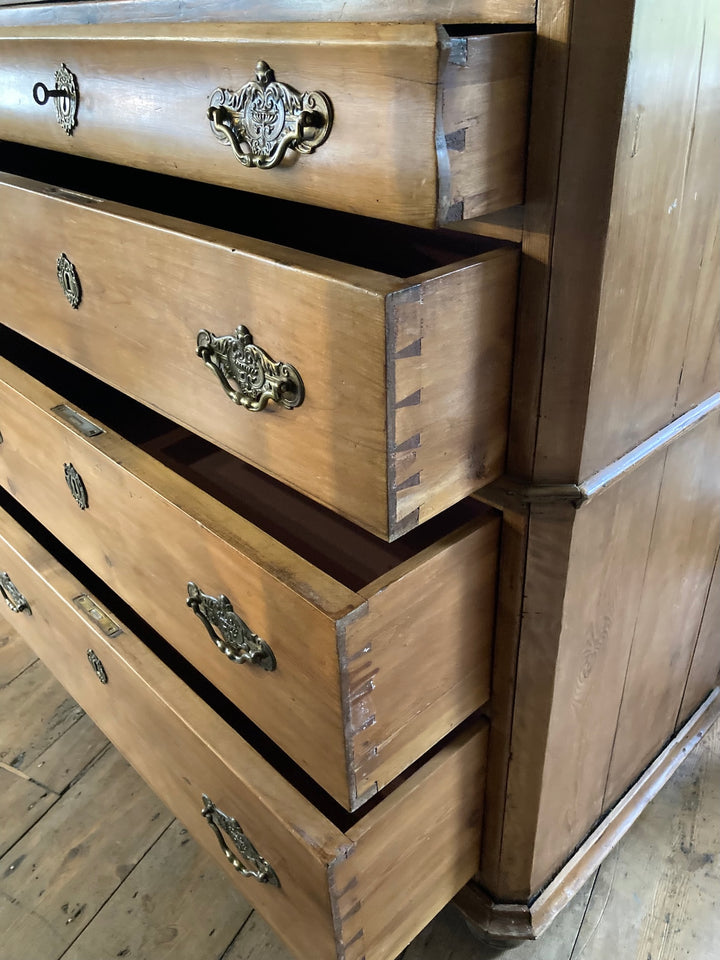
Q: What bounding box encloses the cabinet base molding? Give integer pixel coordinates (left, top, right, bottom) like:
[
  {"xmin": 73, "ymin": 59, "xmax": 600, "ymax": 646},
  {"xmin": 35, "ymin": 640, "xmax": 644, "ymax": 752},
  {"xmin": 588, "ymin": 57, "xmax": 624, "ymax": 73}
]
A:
[{"xmin": 455, "ymin": 685, "xmax": 720, "ymax": 942}]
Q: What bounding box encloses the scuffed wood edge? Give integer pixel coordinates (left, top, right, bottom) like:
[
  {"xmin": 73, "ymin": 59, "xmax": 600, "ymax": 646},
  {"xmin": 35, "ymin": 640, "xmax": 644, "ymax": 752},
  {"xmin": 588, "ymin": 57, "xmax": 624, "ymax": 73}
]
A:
[
  {"xmin": 457, "ymin": 686, "xmax": 720, "ymax": 939},
  {"xmin": 335, "ymin": 605, "xmax": 379, "ymax": 814},
  {"xmin": 327, "ymin": 846, "xmax": 366, "ymax": 960}
]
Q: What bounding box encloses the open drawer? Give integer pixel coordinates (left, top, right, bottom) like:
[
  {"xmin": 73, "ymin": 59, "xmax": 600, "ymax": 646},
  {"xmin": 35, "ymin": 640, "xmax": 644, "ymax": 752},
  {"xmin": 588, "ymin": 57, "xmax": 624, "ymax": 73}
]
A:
[
  {"xmin": 0, "ymin": 498, "xmax": 488, "ymax": 960},
  {"xmin": 0, "ymin": 167, "xmax": 517, "ymax": 538},
  {"xmin": 0, "ymin": 337, "xmax": 499, "ymax": 810},
  {"xmin": 0, "ymin": 22, "xmax": 532, "ymax": 227}
]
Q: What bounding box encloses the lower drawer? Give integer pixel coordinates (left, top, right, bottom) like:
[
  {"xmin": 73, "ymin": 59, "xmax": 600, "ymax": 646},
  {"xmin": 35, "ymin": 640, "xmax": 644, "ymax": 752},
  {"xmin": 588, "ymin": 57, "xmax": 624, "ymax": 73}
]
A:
[{"xmin": 0, "ymin": 500, "xmax": 488, "ymax": 960}]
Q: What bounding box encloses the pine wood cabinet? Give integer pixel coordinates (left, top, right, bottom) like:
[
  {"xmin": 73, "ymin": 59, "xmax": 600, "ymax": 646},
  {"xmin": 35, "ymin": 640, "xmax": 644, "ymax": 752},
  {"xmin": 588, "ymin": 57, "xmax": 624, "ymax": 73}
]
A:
[{"xmin": 0, "ymin": 0, "xmax": 717, "ymax": 956}]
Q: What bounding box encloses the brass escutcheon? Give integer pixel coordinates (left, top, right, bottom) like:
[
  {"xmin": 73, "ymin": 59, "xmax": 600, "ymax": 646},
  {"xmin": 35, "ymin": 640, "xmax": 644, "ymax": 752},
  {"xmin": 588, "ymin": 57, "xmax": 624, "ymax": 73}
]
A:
[
  {"xmin": 201, "ymin": 794, "xmax": 280, "ymax": 886},
  {"xmin": 57, "ymin": 253, "xmax": 82, "ymax": 308},
  {"xmin": 33, "ymin": 63, "xmax": 79, "ymax": 135},
  {"xmin": 208, "ymin": 60, "xmax": 332, "ymax": 169}
]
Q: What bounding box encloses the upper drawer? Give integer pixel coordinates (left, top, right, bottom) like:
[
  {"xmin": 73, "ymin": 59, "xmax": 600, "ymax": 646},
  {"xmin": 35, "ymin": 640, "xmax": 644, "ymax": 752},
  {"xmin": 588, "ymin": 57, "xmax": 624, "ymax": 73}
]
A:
[
  {"xmin": 0, "ymin": 22, "xmax": 533, "ymax": 227},
  {"xmin": 0, "ymin": 344, "xmax": 499, "ymax": 811},
  {"xmin": 0, "ymin": 498, "xmax": 488, "ymax": 960},
  {"xmin": 0, "ymin": 170, "xmax": 517, "ymax": 539}
]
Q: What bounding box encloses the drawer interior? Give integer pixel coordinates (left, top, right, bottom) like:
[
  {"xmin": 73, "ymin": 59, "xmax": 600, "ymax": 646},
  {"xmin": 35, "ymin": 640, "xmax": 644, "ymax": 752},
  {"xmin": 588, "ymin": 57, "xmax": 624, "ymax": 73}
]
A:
[
  {"xmin": 1, "ymin": 325, "xmax": 490, "ymax": 591},
  {"xmin": 0, "ymin": 492, "xmax": 488, "ymax": 960},
  {"xmin": 0, "ymin": 484, "xmax": 483, "ymax": 831},
  {"xmin": 0, "ymin": 140, "xmax": 509, "ymax": 280}
]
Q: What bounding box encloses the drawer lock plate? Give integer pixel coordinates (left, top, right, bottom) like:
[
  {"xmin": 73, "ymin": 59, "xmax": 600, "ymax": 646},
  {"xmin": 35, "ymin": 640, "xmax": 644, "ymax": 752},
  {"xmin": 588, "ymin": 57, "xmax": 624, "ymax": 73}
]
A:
[
  {"xmin": 187, "ymin": 582, "xmax": 276, "ymax": 672},
  {"xmin": 0, "ymin": 572, "xmax": 31, "ymax": 615},
  {"xmin": 64, "ymin": 462, "xmax": 89, "ymax": 510},
  {"xmin": 201, "ymin": 794, "xmax": 280, "ymax": 887},
  {"xmin": 196, "ymin": 325, "xmax": 304, "ymax": 412},
  {"xmin": 56, "ymin": 253, "xmax": 82, "ymax": 308},
  {"xmin": 208, "ymin": 60, "xmax": 332, "ymax": 170},
  {"xmin": 32, "ymin": 63, "xmax": 79, "ymax": 135}
]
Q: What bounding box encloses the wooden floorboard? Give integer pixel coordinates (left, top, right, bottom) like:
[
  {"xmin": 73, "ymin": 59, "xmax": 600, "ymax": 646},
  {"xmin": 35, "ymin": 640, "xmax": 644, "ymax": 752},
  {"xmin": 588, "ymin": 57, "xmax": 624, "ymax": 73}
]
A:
[{"xmin": 1, "ymin": 628, "xmax": 718, "ymax": 960}]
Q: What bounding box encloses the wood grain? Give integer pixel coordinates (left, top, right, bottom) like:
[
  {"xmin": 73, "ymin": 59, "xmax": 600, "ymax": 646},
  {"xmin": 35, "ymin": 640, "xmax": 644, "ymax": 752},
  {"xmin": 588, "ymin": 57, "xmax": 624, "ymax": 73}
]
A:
[
  {"xmin": 0, "ymin": 658, "xmax": 83, "ymax": 774},
  {"xmin": 0, "ymin": 500, "xmax": 490, "ymax": 960},
  {"xmin": 386, "ymin": 249, "xmax": 517, "ymax": 537},
  {"xmin": 0, "ymin": 623, "xmax": 36, "ymax": 686},
  {"xmin": 0, "ymin": 173, "xmax": 516, "ymax": 537},
  {"xmin": 0, "ymin": 359, "xmax": 498, "ymax": 809},
  {"xmin": 63, "ymin": 819, "xmax": 252, "ymax": 960},
  {"xmin": 679, "ymin": 547, "xmax": 720, "ymax": 725},
  {"xmin": 0, "ymin": 770, "xmax": 57, "ymax": 859},
  {"xmin": 578, "ymin": 0, "xmax": 720, "ymax": 477},
  {"xmin": 0, "ymin": 0, "xmax": 537, "ymax": 25},
  {"xmin": 603, "ymin": 415, "xmax": 720, "ymax": 808},
  {"xmin": 0, "ymin": 749, "xmax": 171, "ymax": 960},
  {"xmin": 0, "ymin": 22, "xmax": 531, "ymax": 227}
]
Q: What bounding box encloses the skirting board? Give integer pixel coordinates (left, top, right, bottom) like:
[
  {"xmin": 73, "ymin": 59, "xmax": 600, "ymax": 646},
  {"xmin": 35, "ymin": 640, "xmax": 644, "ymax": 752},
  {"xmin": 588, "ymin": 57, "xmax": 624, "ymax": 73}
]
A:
[{"xmin": 455, "ymin": 686, "xmax": 720, "ymax": 941}]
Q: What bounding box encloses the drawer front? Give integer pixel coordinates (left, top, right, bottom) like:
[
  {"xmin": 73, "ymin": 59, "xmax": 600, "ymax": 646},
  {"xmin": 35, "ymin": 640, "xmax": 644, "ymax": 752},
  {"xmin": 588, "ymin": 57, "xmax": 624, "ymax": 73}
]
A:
[
  {"xmin": 0, "ymin": 356, "xmax": 499, "ymax": 810},
  {"xmin": 0, "ymin": 172, "xmax": 517, "ymax": 539},
  {"xmin": 0, "ymin": 501, "xmax": 488, "ymax": 960},
  {"xmin": 0, "ymin": 23, "xmax": 532, "ymax": 228}
]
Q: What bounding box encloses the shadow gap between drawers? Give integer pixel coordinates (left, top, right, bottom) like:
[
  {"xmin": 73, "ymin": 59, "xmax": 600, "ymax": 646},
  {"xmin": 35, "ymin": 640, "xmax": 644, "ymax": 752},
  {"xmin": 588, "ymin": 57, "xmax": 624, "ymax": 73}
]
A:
[
  {"xmin": 0, "ymin": 324, "xmax": 491, "ymax": 592},
  {"xmin": 0, "ymin": 140, "xmax": 510, "ymax": 279},
  {"xmin": 0, "ymin": 484, "xmax": 483, "ymax": 829}
]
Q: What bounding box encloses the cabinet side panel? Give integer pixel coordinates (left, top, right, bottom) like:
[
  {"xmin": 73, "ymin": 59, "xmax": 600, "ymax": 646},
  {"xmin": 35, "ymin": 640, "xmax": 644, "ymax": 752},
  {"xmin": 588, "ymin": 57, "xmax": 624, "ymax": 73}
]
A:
[
  {"xmin": 678, "ymin": 548, "xmax": 720, "ymax": 725},
  {"xmin": 603, "ymin": 415, "xmax": 720, "ymax": 807},
  {"xmin": 579, "ymin": 0, "xmax": 720, "ymax": 476}
]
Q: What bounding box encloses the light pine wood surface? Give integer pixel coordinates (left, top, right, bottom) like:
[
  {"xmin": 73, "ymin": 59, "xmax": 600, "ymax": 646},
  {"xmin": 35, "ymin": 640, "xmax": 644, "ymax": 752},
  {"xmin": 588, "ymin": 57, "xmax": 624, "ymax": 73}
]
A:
[{"xmin": 1, "ymin": 626, "xmax": 718, "ymax": 960}]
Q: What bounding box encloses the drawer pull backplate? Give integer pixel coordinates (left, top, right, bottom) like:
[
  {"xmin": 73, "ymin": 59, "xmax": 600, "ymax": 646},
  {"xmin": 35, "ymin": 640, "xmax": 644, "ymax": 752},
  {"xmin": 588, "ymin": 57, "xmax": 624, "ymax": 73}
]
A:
[
  {"xmin": 201, "ymin": 794, "xmax": 280, "ymax": 887},
  {"xmin": 56, "ymin": 253, "xmax": 82, "ymax": 308},
  {"xmin": 186, "ymin": 582, "xmax": 276, "ymax": 672},
  {"xmin": 196, "ymin": 325, "xmax": 304, "ymax": 412},
  {"xmin": 0, "ymin": 572, "xmax": 31, "ymax": 615},
  {"xmin": 208, "ymin": 60, "xmax": 332, "ymax": 170},
  {"xmin": 32, "ymin": 63, "xmax": 79, "ymax": 135}
]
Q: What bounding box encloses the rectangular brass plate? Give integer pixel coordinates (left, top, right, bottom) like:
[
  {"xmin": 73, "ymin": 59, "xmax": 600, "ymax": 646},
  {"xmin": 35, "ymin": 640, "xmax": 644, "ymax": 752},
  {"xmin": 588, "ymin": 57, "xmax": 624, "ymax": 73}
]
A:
[
  {"xmin": 73, "ymin": 594, "xmax": 123, "ymax": 638},
  {"xmin": 51, "ymin": 403, "xmax": 104, "ymax": 438}
]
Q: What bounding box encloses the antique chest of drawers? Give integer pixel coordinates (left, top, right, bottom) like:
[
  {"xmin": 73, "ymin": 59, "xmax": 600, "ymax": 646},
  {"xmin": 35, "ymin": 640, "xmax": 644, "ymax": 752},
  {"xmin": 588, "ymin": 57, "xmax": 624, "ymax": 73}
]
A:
[{"xmin": 1, "ymin": 0, "xmax": 719, "ymax": 958}]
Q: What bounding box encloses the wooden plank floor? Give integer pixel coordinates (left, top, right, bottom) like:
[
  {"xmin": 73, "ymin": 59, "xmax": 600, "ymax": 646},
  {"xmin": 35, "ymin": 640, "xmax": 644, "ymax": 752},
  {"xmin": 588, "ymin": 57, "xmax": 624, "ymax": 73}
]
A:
[{"xmin": 1, "ymin": 624, "xmax": 719, "ymax": 960}]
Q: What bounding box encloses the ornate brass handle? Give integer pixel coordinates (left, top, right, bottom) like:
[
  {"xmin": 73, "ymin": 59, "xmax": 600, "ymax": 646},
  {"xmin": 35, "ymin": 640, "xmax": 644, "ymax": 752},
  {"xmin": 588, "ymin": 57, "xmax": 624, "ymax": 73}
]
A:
[
  {"xmin": 201, "ymin": 794, "xmax": 280, "ymax": 886},
  {"xmin": 207, "ymin": 60, "xmax": 332, "ymax": 170},
  {"xmin": 0, "ymin": 572, "xmax": 31, "ymax": 615},
  {"xmin": 186, "ymin": 582, "xmax": 276, "ymax": 672},
  {"xmin": 32, "ymin": 63, "xmax": 79, "ymax": 135},
  {"xmin": 196, "ymin": 325, "xmax": 304, "ymax": 412}
]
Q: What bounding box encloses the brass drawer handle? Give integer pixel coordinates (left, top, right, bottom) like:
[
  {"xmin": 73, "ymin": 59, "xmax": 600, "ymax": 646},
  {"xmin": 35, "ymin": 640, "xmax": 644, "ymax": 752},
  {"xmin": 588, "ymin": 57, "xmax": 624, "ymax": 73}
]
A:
[
  {"xmin": 57, "ymin": 253, "xmax": 82, "ymax": 308},
  {"xmin": 32, "ymin": 63, "xmax": 79, "ymax": 135},
  {"xmin": 207, "ymin": 60, "xmax": 332, "ymax": 170},
  {"xmin": 196, "ymin": 325, "xmax": 304, "ymax": 412},
  {"xmin": 86, "ymin": 648, "xmax": 108, "ymax": 684},
  {"xmin": 186, "ymin": 582, "xmax": 276, "ymax": 672},
  {"xmin": 201, "ymin": 794, "xmax": 280, "ymax": 887},
  {"xmin": 0, "ymin": 572, "xmax": 31, "ymax": 615}
]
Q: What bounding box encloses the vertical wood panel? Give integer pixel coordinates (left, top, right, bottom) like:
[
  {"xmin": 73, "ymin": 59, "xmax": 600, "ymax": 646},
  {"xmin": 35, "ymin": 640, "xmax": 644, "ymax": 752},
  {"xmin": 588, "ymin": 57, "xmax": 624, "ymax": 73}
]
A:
[
  {"xmin": 604, "ymin": 416, "xmax": 720, "ymax": 806},
  {"xmin": 678, "ymin": 548, "xmax": 720, "ymax": 725},
  {"xmin": 579, "ymin": 0, "xmax": 720, "ymax": 477},
  {"xmin": 529, "ymin": 460, "xmax": 665, "ymax": 891}
]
